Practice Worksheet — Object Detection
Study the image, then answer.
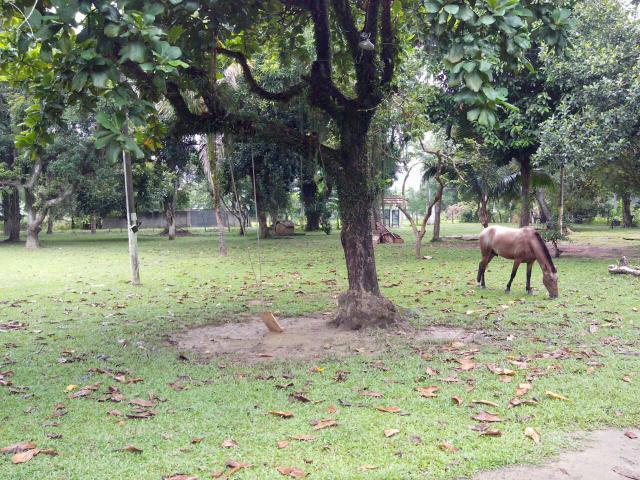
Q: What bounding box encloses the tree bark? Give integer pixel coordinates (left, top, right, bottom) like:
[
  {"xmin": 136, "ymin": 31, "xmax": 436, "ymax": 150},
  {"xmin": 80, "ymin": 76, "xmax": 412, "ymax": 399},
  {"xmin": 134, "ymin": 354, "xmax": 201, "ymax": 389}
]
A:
[
  {"xmin": 24, "ymin": 190, "xmax": 44, "ymax": 249},
  {"xmin": 163, "ymin": 190, "xmax": 176, "ymax": 240},
  {"xmin": 90, "ymin": 214, "xmax": 97, "ymax": 234},
  {"xmin": 256, "ymin": 202, "xmax": 270, "ymax": 239},
  {"xmin": 622, "ymin": 192, "xmax": 633, "ymax": 228},
  {"xmin": 432, "ymin": 199, "xmax": 442, "ymax": 242},
  {"xmin": 302, "ymin": 179, "xmax": 321, "ymax": 231},
  {"xmin": 519, "ymin": 156, "xmax": 531, "ymax": 227},
  {"xmin": 535, "ymin": 189, "xmax": 552, "ymax": 224},
  {"xmin": 477, "ymin": 194, "xmax": 489, "ymax": 228},
  {"xmin": 2, "ymin": 187, "xmax": 20, "ymax": 242},
  {"xmin": 46, "ymin": 213, "xmax": 54, "ymax": 234},
  {"xmin": 331, "ymin": 123, "xmax": 397, "ymax": 330}
]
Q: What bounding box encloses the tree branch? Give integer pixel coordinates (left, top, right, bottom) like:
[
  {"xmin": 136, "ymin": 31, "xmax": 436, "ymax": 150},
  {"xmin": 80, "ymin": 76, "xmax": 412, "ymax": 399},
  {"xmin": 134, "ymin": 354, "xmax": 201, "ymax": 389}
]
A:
[
  {"xmin": 216, "ymin": 47, "xmax": 307, "ymax": 101},
  {"xmin": 380, "ymin": 0, "xmax": 394, "ymax": 86}
]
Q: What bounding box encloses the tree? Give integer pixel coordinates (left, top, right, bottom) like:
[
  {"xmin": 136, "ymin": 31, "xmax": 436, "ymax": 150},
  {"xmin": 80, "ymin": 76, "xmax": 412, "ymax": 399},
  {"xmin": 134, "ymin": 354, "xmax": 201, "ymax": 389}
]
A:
[
  {"xmin": 1, "ymin": 0, "xmax": 571, "ymax": 327},
  {"xmin": 0, "ymin": 88, "xmax": 20, "ymax": 242},
  {"xmin": 538, "ymin": 0, "xmax": 640, "ymax": 228}
]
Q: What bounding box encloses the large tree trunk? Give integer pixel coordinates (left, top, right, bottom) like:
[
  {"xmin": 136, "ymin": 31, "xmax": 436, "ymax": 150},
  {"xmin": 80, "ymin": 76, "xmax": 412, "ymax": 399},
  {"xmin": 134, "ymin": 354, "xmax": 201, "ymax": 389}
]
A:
[
  {"xmin": 302, "ymin": 179, "xmax": 321, "ymax": 231},
  {"xmin": 331, "ymin": 124, "xmax": 397, "ymax": 330},
  {"xmin": 163, "ymin": 191, "xmax": 176, "ymax": 240},
  {"xmin": 519, "ymin": 156, "xmax": 531, "ymax": 227},
  {"xmin": 46, "ymin": 213, "xmax": 54, "ymax": 234},
  {"xmin": 24, "ymin": 190, "xmax": 44, "ymax": 249},
  {"xmin": 431, "ymin": 199, "xmax": 442, "ymax": 242},
  {"xmin": 535, "ymin": 189, "xmax": 552, "ymax": 224},
  {"xmin": 414, "ymin": 230, "xmax": 425, "ymax": 259},
  {"xmin": 622, "ymin": 192, "xmax": 633, "ymax": 228},
  {"xmin": 3, "ymin": 187, "xmax": 20, "ymax": 242},
  {"xmin": 256, "ymin": 203, "xmax": 270, "ymax": 239},
  {"xmin": 477, "ymin": 194, "xmax": 489, "ymax": 228},
  {"xmin": 90, "ymin": 214, "xmax": 97, "ymax": 234}
]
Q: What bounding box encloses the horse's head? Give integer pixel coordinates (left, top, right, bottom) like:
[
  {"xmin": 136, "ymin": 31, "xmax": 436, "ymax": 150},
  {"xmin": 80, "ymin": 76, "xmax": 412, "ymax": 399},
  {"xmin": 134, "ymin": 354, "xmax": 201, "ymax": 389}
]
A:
[{"xmin": 542, "ymin": 270, "xmax": 558, "ymax": 298}]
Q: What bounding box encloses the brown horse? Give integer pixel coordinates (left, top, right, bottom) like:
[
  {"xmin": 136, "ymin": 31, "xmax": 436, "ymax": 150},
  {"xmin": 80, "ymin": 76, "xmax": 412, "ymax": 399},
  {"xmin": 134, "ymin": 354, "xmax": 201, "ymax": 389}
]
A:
[{"xmin": 477, "ymin": 226, "xmax": 558, "ymax": 298}]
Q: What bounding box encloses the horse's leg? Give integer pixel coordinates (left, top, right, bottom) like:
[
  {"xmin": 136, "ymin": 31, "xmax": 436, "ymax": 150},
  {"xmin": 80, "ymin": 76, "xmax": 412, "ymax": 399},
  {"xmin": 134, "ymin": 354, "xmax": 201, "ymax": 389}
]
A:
[
  {"xmin": 505, "ymin": 260, "xmax": 521, "ymax": 292},
  {"xmin": 526, "ymin": 261, "xmax": 534, "ymax": 294},
  {"xmin": 477, "ymin": 251, "xmax": 496, "ymax": 288}
]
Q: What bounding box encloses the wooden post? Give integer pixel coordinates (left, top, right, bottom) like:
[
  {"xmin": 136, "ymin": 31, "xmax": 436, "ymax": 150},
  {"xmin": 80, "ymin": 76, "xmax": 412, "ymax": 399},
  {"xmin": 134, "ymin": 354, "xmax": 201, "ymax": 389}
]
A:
[{"xmin": 122, "ymin": 147, "xmax": 140, "ymax": 285}]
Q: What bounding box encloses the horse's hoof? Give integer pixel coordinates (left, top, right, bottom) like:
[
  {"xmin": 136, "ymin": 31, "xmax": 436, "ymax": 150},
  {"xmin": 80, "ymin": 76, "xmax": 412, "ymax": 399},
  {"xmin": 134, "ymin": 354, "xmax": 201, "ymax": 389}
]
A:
[{"xmin": 504, "ymin": 289, "xmax": 511, "ymax": 294}]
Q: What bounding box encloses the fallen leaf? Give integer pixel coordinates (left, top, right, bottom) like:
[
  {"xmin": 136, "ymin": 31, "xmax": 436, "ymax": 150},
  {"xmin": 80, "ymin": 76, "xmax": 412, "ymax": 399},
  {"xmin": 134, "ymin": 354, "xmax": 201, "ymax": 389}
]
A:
[
  {"xmin": 515, "ymin": 383, "xmax": 532, "ymax": 397},
  {"xmin": 375, "ymin": 406, "xmax": 402, "ymax": 414},
  {"xmin": 425, "ymin": 367, "xmax": 439, "ymax": 376},
  {"xmin": 546, "ymin": 391, "xmax": 569, "ymax": 401},
  {"xmin": 360, "ymin": 390, "xmax": 383, "ymax": 398},
  {"xmin": 451, "ymin": 396, "xmax": 462, "ymax": 406},
  {"xmin": 129, "ymin": 398, "xmax": 155, "ymax": 408},
  {"xmin": 1, "ymin": 441, "xmax": 36, "ymax": 454},
  {"xmin": 289, "ymin": 392, "xmax": 311, "ymax": 403},
  {"xmin": 190, "ymin": 437, "xmax": 203, "ymax": 444},
  {"xmin": 384, "ymin": 428, "xmax": 400, "ymax": 438},
  {"xmin": 524, "ymin": 427, "xmax": 541, "ymax": 444},
  {"xmin": 623, "ymin": 375, "xmax": 632, "ymax": 383},
  {"xmin": 326, "ymin": 405, "xmax": 337, "ymax": 414},
  {"xmin": 277, "ymin": 440, "xmax": 290, "ymax": 449},
  {"xmin": 624, "ymin": 431, "xmax": 638, "ymax": 439},
  {"xmin": 358, "ymin": 465, "xmax": 380, "ymax": 472},
  {"xmin": 313, "ymin": 419, "xmax": 337, "ymax": 430},
  {"xmin": 224, "ymin": 460, "xmax": 252, "ymax": 476},
  {"xmin": 471, "ymin": 399, "xmax": 499, "ymax": 408},
  {"xmin": 269, "ymin": 411, "xmax": 294, "ymax": 418},
  {"xmin": 457, "ymin": 358, "xmax": 476, "ymax": 371},
  {"xmin": 416, "ymin": 386, "xmax": 439, "ymax": 398},
  {"xmin": 479, "ymin": 429, "xmax": 502, "ymax": 437},
  {"xmin": 508, "ymin": 398, "xmax": 538, "ymax": 408},
  {"xmin": 64, "ymin": 385, "xmax": 77, "ymax": 392},
  {"xmin": 118, "ymin": 444, "xmax": 143, "ymax": 453},
  {"xmin": 107, "ymin": 409, "xmax": 123, "ymax": 417},
  {"xmin": 163, "ymin": 475, "xmax": 198, "ymax": 480},
  {"xmin": 438, "ymin": 441, "xmax": 459, "ymax": 453},
  {"xmin": 472, "ymin": 411, "xmax": 502, "ymax": 423},
  {"xmin": 12, "ymin": 448, "xmax": 39, "ymax": 464},
  {"xmin": 221, "ymin": 439, "xmax": 238, "ymax": 448},
  {"xmin": 277, "ymin": 466, "xmax": 307, "ymax": 478},
  {"xmin": 487, "ymin": 365, "xmax": 516, "ymax": 376}
]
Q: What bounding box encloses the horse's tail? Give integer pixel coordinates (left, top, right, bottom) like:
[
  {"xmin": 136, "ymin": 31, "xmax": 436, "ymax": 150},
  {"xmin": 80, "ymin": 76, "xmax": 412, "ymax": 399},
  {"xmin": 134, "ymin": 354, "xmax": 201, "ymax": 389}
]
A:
[{"xmin": 533, "ymin": 231, "xmax": 556, "ymax": 273}]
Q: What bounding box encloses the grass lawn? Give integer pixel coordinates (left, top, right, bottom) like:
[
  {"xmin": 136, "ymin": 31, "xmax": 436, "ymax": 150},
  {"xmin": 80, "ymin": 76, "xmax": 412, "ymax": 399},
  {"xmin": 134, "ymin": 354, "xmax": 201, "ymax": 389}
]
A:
[{"xmin": 1, "ymin": 223, "xmax": 639, "ymax": 479}]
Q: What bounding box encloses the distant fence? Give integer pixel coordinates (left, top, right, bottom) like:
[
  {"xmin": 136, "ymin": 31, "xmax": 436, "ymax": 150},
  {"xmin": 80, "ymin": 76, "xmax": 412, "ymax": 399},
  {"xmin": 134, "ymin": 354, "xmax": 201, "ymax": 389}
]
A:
[{"xmin": 102, "ymin": 209, "xmax": 239, "ymax": 229}]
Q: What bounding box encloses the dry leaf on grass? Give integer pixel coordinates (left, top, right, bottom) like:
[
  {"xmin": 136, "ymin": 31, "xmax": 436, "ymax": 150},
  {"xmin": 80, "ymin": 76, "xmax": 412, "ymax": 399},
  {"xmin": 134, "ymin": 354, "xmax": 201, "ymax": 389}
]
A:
[
  {"xmin": 471, "ymin": 399, "xmax": 499, "ymax": 408},
  {"xmin": 12, "ymin": 448, "xmax": 40, "ymax": 464},
  {"xmin": 472, "ymin": 411, "xmax": 502, "ymax": 423},
  {"xmin": 277, "ymin": 440, "xmax": 290, "ymax": 449},
  {"xmin": 360, "ymin": 390, "xmax": 383, "ymax": 398},
  {"xmin": 290, "ymin": 435, "xmax": 315, "ymax": 442},
  {"xmin": 457, "ymin": 358, "xmax": 476, "ymax": 371},
  {"xmin": 438, "ymin": 441, "xmax": 459, "ymax": 453},
  {"xmin": 358, "ymin": 465, "xmax": 380, "ymax": 472},
  {"xmin": 624, "ymin": 431, "xmax": 638, "ymax": 439},
  {"xmin": 312, "ymin": 419, "xmax": 337, "ymax": 430},
  {"xmin": 546, "ymin": 391, "xmax": 569, "ymax": 401},
  {"xmin": 277, "ymin": 466, "xmax": 307, "ymax": 478},
  {"xmin": 129, "ymin": 398, "xmax": 155, "ymax": 408},
  {"xmin": 269, "ymin": 411, "xmax": 294, "ymax": 418},
  {"xmin": 163, "ymin": 475, "xmax": 198, "ymax": 480},
  {"xmin": 117, "ymin": 445, "xmax": 143, "ymax": 453},
  {"xmin": 1, "ymin": 441, "xmax": 36, "ymax": 454},
  {"xmin": 384, "ymin": 429, "xmax": 400, "ymax": 438},
  {"xmin": 508, "ymin": 398, "xmax": 538, "ymax": 408},
  {"xmin": 479, "ymin": 429, "xmax": 502, "ymax": 437},
  {"xmin": 416, "ymin": 386, "xmax": 439, "ymax": 398},
  {"xmin": 221, "ymin": 439, "xmax": 238, "ymax": 448},
  {"xmin": 375, "ymin": 406, "xmax": 402, "ymax": 414},
  {"xmin": 524, "ymin": 427, "xmax": 541, "ymax": 444},
  {"xmin": 515, "ymin": 383, "xmax": 532, "ymax": 396},
  {"xmin": 451, "ymin": 396, "xmax": 463, "ymax": 406}
]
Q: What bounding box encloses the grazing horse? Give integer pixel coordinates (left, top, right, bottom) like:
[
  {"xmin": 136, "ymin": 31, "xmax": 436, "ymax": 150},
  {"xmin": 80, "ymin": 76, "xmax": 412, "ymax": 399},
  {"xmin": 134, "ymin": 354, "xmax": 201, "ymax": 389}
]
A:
[{"xmin": 477, "ymin": 226, "xmax": 558, "ymax": 298}]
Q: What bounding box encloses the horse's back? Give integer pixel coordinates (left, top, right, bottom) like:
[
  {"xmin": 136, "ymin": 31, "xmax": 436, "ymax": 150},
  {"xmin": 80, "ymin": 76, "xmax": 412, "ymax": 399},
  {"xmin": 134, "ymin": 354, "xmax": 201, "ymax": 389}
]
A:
[{"xmin": 479, "ymin": 225, "xmax": 532, "ymax": 259}]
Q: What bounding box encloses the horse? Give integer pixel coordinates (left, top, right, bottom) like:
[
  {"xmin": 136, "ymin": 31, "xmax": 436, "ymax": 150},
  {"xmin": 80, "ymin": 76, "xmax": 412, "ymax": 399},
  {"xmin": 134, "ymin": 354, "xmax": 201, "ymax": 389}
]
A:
[{"xmin": 477, "ymin": 226, "xmax": 558, "ymax": 298}]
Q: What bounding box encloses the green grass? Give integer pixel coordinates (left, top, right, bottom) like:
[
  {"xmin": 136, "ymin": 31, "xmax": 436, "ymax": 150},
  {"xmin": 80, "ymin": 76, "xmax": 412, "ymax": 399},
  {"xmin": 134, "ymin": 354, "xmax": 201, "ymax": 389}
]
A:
[{"xmin": 1, "ymin": 224, "xmax": 639, "ymax": 479}]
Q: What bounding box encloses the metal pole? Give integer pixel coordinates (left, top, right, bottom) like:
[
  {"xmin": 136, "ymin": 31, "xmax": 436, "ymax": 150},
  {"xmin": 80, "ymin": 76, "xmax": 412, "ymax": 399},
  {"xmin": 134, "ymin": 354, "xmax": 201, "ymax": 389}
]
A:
[{"xmin": 122, "ymin": 145, "xmax": 140, "ymax": 285}]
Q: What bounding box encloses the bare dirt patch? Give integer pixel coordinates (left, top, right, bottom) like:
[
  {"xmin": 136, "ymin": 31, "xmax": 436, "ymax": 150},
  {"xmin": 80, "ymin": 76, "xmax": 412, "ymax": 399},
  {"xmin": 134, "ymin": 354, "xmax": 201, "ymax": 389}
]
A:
[
  {"xmin": 472, "ymin": 428, "xmax": 640, "ymax": 480},
  {"xmin": 171, "ymin": 313, "xmax": 484, "ymax": 363},
  {"xmin": 557, "ymin": 243, "xmax": 640, "ymax": 260}
]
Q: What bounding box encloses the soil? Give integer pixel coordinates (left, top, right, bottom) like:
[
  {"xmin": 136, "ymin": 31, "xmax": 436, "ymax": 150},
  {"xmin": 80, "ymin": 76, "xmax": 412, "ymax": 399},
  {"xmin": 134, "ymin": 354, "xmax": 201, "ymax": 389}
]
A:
[
  {"xmin": 171, "ymin": 313, "xmax": 485, "ymax": 363},
  {"xmin": 472, "ymin": 429, "xmax": 640, "ymax": 480},
  {"xmin": 556, "ymin": 244, "xmax": 640, "ymax": 260}
]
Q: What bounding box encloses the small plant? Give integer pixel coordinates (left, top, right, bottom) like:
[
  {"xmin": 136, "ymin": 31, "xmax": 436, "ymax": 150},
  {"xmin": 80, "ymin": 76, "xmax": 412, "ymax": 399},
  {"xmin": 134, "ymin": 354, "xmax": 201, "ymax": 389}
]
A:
[{"xmin": 541, "ymin": 215, "xmax": 570, "ymax": 257}]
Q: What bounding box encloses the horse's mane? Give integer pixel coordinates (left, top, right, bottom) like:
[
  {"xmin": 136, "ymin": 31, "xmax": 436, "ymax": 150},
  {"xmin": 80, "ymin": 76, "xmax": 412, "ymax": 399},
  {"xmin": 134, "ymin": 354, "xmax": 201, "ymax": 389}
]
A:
[{"xmin": 534, "ymin": 231, "xmax": 556, "ymax": 273}]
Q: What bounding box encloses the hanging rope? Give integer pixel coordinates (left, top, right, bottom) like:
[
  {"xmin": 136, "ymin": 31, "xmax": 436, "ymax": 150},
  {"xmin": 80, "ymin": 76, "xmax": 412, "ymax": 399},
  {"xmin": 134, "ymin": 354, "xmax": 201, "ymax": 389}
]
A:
[{"xmin": 249, "ymin": 142, "xmax": 283, "ymax": 333}]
